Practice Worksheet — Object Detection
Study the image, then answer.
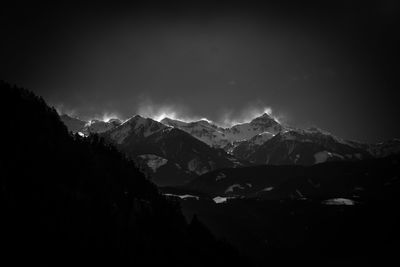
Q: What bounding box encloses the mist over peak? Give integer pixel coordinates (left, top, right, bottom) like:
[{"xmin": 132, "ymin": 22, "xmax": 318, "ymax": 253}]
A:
[{"xmin": 132, "ymin": 97, "xmax": 282, "ymax": 128}]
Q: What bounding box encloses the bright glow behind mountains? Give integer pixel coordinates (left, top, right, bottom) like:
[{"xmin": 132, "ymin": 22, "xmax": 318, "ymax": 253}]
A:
[
  {"xmin": 218, "ymin": 106, "xmax": 281, "ymax": 127},
  {"xmin": 136, "ymin": 105, "xmax": 280, "ymax": 127},
  {"xmin": 56, "ymin": 100, "xmax": 282, "ymax": 127}
]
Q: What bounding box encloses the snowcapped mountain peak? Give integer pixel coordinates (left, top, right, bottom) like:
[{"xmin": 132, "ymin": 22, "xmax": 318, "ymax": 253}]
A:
[
  {"xmin": 269, "ymin": 128, "xmax": 363, "ymax": 153},
  {"xmin": 124, "ymin": 114, "xmax": 147, "ymax": 124},
  {"xmin": 161, "ymin": 117, "xmax": 217, "ymax": 129},
  {"xmin": 254, "ymin": 112, "xmax": 272, "ymax": 120},
  {"xmin": 107, "ymin": 115, "xmax": 171, "ymax": 144},
  {"xmin": 129, "ymin": 114, "xmax": 147, "ymax": 121},
  {"xmin": 160, "ymin": 117, "xmax": 187, "ymax": 128},
  {"xmin": 232, "ymin": 126, "xmax": 373, "ymax": 166},
  {"xmin": 223, "ymin": 113, "xmax": 284, "ymax": 145},
  {"xmin": 60, "ymin": 114, "xmax": 121, "ymax": 135},
  {"xmin": 85, "ymin": 120, "xmax": 114, "ymax": 134},
  {"xmin": 195, "ymin": 119, "xmax": 215, "ymax": 127},
  {"xmin": 86, "ymin": 116, "xmax": 122, "ymax": 126},
  {"xmin": 159, "ymin": 113, "xmax": 284, "ymax": 150},
  {"xmin": 160, "ymin": 117, "xmax": 227, "ymax": 147},
  {"xmin": 124, "ymin": 115, "xmax": 168, "ymax": 132},
  {"xmin": 250, "ymin": 112, "xmax": 280, "ymax": 127}
]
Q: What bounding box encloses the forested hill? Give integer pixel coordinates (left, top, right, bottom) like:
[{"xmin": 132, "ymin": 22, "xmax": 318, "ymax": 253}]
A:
[{"xmin": 0, "ymin": 81, "xmax": 246, "ymax": 266}]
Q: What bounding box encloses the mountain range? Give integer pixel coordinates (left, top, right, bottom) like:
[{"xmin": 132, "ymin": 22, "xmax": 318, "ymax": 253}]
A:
[
  {"xmin": 61, "ymin": 112, "xmax": 400, "ymax": 186},
  {"xmin": 4, "ymin": 81, "xmax": 400, "ymax": 266}
]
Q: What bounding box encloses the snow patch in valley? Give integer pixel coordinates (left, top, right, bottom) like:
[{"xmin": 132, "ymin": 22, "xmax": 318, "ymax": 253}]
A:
[
  {"xmin": 213, "ymin": 196, "xmax": 236, "ymax": 204},
  {"xmin": 314, "ymin": 151, "xmax": 345, "ymax": 164},
  {"xmin": 225, "ymin": 184, "xmax": 245, "ymax": 193},
  {"xmin": 263, "ymin": 186, "xmax": 274, "ymax": 192},
  {"xmin": 322, "ymin": 198, "xmax": 356, "ymax": 206},
  {"xmin": 314, "ymin": 151, "xmax": 332, "ymax": 164},
  {"xmin": 138, "ymin": 154, "xmax": 168, "ymax": 172},
  {"xmin": 213, "ymin": 196, "xmax": 228, "ymax": 204}
]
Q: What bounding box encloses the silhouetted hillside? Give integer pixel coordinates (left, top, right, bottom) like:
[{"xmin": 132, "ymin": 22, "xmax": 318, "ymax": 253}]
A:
[{"xmin": 0, "ymin": 81, "xmax": 246, "ymax": 266}]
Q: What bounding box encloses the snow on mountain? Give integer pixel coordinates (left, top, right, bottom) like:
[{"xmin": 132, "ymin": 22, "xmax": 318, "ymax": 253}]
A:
[
  {"xmin": 60, "ymin": 114, "xmax": 122, "ymax": 135},
  {"xmin": 102, "ymin": 115, "xmax": 237, "ymax": 186},
  {"xmin": 231, "ymin": 132, "xmax": 276, "ymax": 160},
  {"xmin": 84, "ymin": 118, "xmax": 122, "ymax": 134},
  {"xmin": 161, "ymin": 113, "xmax": 283, "ymax": 151},
  {"xmin": 160, "ymin": 113, "xmax": 397, "ymax": 167},
  {"xmin": 138, "ymin": 154, "xmax": 168, "ymax": 172},
  {"xmin": 225, "ymin": 184, "xmax": 245, "ymax": 193},
  {"xmin": 251, "ymin": 132, "xmax": 276, "ymax": 145},
  {"xmin": 322, "ymin": 198, "xmax": 356, "ymax": 206},
  {"xmin": 61, "ymin": 112, "xmax": 400, "ymax": 177},
  {"xmin": 233, "ymin": 127, "xmax": 371, "ymax": 165},
  {"xmin": 314, "ymin": 151, "xmax": 344, "ymax": 164},
  {"xmin": 160, "ymin": 117, "xmax": 230, "ymax": 148},
  {"xmin": 223, "ymin": 113, "xmax": 283, "ymax": 144},
  {"xmin": 109, "ymin": 115, "xmax": 168, "ymax": 144}
]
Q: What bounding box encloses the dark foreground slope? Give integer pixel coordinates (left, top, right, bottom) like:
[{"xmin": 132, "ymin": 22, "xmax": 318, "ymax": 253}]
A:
[
  {"xmin": 179, "ymin": 196, "xmax": 400, "ymax": 267},
  {"xmin": 186, "ymin": 156, "xmax": 400, "ymax": 200},
  {"xmin": 0, "ymin": 81, "xmax": 246, "ymax": 266},
  {"xmin": 165, "ymin": 155, "xmax": 400, "ymax": 266}
]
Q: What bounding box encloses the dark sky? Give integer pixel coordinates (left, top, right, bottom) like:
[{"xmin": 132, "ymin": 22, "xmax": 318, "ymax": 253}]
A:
[{"xmin": 1, "ymin": 0, "xmax": 400, "ymax": 142}]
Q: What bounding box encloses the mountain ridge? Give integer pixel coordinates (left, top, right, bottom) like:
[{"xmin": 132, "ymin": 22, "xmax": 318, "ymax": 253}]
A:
[
  {"xmin": 100, "ymin": 115, "xmax": 239, "ymax": 186},
  {"xmin": 60, "ymin": 112, "xmax": 400, "ymax": 186}
]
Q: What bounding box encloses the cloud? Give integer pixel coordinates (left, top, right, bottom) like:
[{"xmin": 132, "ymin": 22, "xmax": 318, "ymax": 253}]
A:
[
  {"xmin": 60, "ymin": 96, "xmax": 285, "ymax": 127},
  {"xmin": 91, "ymin": 111, "xmax": 123, "ymax": 122},
  {"xmin": 133, "ymin": 98, "xmax": 285, "ymax": 127}
]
